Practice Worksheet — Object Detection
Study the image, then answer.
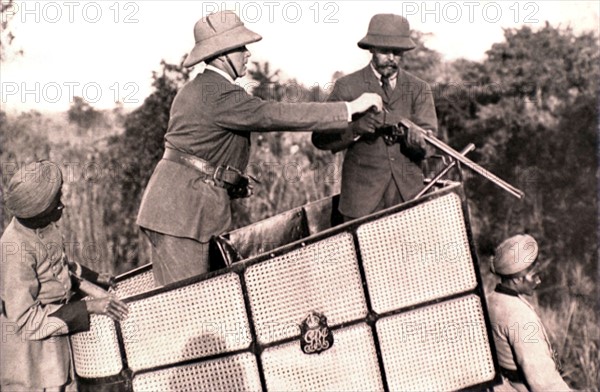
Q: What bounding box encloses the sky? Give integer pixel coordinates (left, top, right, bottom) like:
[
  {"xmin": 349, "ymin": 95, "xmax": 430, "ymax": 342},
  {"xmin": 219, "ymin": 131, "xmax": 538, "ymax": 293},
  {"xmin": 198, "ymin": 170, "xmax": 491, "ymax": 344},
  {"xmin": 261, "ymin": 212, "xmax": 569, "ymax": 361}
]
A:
[{"xmin": 1, "ymin": 0, "xmax": 598, "ymax": 113}]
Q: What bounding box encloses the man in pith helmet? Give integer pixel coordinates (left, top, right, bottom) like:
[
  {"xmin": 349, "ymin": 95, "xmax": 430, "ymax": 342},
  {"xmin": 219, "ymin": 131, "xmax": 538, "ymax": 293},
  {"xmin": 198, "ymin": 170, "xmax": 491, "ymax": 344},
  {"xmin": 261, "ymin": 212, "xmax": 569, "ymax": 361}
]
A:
[
  {"xmin": 487, "ymin": 234, "xmax": 571, "ymax": 391},
  {"xmin": 1, "ymin": 160, "xmax": 128, "ymax": 391},
  {"xmin": 136, "ymin": 10, "xmax": 383, "ymax": 286},
  {"xmin": 312, "ymin": 14, "xmax": 438, "ymax": 221}
]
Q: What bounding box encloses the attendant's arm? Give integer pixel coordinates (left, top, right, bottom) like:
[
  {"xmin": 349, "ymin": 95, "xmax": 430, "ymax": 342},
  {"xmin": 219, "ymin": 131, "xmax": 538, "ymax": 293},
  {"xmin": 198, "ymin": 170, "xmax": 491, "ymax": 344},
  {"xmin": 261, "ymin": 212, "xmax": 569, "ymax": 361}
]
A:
[
  {"xmin": 1, "ymin": 251, "xmax": 128, "ymax": 342},
  {"xmin": 68, "ymin": 257, "xmax": 115, "ymax": 290},
  {"xmin": 1, "ymin": 252, "xmax": 90, "ymax": 339}
]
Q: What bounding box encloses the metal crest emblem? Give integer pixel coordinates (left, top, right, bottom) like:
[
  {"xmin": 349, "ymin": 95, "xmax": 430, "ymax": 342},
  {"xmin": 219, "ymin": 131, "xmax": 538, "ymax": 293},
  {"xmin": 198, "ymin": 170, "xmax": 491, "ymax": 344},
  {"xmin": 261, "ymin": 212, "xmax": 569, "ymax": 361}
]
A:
[{"xmin": 300, "ymin": 311, "xmax": 334, "ymax": 354}]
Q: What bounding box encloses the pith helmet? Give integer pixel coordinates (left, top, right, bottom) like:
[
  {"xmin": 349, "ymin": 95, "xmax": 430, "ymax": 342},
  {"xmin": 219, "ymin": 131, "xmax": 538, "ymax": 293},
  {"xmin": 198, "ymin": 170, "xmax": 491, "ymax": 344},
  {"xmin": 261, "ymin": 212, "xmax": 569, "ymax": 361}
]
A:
[
  {"xmin": 358, "ymin": 14, "xmax": 416, "ymax": 51},
  {"xmin": 491, "ymin": 234, "xmax": 539, "ymax": 277},
  {"xmin": 4, "ymin": 160, "xmax": 63, "ymax": 219},
  {"xmin": 183, "ymin": 10, "xmax": 263, "ymax": 68}
]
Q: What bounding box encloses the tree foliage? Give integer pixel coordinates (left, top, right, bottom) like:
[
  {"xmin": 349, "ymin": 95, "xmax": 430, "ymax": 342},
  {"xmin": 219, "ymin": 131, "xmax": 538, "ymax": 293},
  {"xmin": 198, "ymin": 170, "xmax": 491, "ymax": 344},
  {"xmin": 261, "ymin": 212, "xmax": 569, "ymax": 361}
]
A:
[
  {"xmin": 67, "ymin": 97, "xmax": 105, "ymax": 131},
  {"xmin": 440, "ymin": 24, "xmax": 598, "ymax": 269},
  {"xmin": 0, "ymin": 0, "xmax": 22, "ymax": 60},
  {"xmin": 403, "ymin": 31, "xmax": 444, "ymax": 84},
  {"xmin": 431, "ymin": 25, "xmax": 598, "ymax": 389}
]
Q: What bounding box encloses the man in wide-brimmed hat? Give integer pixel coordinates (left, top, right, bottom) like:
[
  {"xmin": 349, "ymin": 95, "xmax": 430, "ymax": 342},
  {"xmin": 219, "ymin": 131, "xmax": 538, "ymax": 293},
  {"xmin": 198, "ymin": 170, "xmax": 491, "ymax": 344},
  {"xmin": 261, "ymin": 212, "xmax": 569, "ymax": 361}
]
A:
[
  {"xmin": 312, "ymin": 14, "xmax": 438, "ymax": 221},
  {"xmin": 136, "ymin": 10, "xmax": 383, "ymax": 286},
  {"xmin": 1, "ymin": 160, "xmax": 128, "ymax": 391},
  {"xmin": 487, "ymin": 234, "xmax": 571, "ymax": 391}
]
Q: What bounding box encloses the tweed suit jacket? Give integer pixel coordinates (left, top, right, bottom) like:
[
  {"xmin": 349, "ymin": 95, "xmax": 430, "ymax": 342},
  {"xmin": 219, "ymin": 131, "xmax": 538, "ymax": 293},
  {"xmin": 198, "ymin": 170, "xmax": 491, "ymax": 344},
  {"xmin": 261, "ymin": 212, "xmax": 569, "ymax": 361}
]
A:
[
  {"xmin": 313, "ymin": 66, "xmax": 438, "ymax": 218},
  {"xmin": 137, "ymin": 69, "xmax": 349, "ymax": 242}
]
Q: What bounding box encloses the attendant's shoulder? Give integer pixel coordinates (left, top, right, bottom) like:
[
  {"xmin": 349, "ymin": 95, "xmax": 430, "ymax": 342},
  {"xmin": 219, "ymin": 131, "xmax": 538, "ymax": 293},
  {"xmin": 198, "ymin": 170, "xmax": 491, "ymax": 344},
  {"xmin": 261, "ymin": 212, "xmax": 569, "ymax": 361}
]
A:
[
  {"xmin": 487, "ymin": 291, "xmax": 537, "ymax": 319},
  {"xmin": 0, "ymin": 219, "xmax": 38, "ymax": 268},
  {"xmin": 0, "ymin": 219, "xmax": 16, "ymax": 243},
  {"xmin": 0, "ymin": 218, "xmax": 29, "ymax": 244}
]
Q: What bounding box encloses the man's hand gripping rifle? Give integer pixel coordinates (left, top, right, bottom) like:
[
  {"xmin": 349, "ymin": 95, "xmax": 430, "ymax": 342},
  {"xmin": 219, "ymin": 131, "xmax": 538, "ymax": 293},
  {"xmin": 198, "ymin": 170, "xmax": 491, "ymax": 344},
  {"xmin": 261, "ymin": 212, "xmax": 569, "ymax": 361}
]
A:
[{"xmin": 379, "ymin": 118, "xmax": 525, "ymax": 200}]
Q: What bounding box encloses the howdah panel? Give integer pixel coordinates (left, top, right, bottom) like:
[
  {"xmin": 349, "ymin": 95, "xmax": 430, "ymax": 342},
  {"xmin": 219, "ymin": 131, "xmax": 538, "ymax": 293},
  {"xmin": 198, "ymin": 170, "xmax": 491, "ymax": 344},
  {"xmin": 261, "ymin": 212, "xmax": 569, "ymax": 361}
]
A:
[
  {"xmin": 245, "ymin": 232, "xmax": 368, "ymax": 345},
  {"xmin": 121, "ymin": 273, "xmax": 251, "ymax": 372},
  {"xmin": 70, "ymin": 314, "xmax": 123, "ymax": 378},
  {"xmin": 377, "ymin": 294, "xmax": 495, "ymax": 391},
  {"xmin": 132, "ymin": 352, "xmax": 262, "ymax": 392},
  {"xmin": 358, "ymin": 193, "xmax": 477, "ymax": 313},
  {"xmin": 261, "ymin": 323, "xmax": 383, "ymax": 391}
]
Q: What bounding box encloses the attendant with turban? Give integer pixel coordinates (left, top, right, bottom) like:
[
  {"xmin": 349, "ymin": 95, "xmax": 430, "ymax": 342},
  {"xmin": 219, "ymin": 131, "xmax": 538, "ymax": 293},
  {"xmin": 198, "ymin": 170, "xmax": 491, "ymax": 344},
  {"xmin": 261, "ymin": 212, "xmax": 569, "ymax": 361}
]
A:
[
  {"xmin": 487, "ymin": 234, "xmax": 571, "ymax": 392},
  {"xmin": 1, "ymin": 160, "xmax": 128, "ymax": 391}
]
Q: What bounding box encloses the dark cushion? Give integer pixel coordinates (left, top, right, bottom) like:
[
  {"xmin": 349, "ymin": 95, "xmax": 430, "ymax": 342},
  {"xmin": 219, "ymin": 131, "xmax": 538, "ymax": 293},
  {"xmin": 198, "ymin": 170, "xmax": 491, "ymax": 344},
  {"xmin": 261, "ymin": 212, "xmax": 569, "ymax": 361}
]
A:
[{"xmin": 211, "ymin": 207, "xmax": 308, "ymax": 266}]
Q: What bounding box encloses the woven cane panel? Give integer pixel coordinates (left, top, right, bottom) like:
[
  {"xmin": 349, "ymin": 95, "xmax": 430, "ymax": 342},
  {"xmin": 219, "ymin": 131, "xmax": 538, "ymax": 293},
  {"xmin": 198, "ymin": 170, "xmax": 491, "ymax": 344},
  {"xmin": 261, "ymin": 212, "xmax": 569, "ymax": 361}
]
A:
[
  {"xmin": 132, "ymin": 352, "xmax": 261, "ymax": 392},
  {"xmin": 114, "ymin": 268, "xmax": 156, "ymax": 299},
  {"xmin": 357, "ymin": 193, "xmax": 477, "ymax": 312},
  {"xmin": 261, "ymin": 323, "xmax": 382, "ymax": 391},
  {"xmin": 377, "ymin": 295, "xmax": 495, "ymax": 391},
  {"xmin": 121, "ymin": 273, "xmax": 251, "ymax": 372},
  {"xmin": 70, "ymin": 315, "xmax": 122, "ymax": 378},
  {"xmin": 245, "ymin": 233, "xmax": 367, "ymax": 345}
]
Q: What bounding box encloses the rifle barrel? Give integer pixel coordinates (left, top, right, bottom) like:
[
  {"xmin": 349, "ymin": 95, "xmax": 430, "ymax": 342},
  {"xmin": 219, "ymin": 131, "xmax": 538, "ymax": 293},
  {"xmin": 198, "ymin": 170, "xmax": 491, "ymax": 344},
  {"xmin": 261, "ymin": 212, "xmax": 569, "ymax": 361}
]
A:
[{"xmin": 399, "ymin": 119, "xmax": 525, "ymax": 199}]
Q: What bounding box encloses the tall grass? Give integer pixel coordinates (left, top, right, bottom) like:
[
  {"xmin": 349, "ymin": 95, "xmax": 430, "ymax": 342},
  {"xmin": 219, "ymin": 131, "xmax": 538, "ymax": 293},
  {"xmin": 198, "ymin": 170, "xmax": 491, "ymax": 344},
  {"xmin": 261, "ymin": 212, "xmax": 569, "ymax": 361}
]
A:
[{"xmin": 537, "ymin": 264, "xmax": 599, "ymax": 391}]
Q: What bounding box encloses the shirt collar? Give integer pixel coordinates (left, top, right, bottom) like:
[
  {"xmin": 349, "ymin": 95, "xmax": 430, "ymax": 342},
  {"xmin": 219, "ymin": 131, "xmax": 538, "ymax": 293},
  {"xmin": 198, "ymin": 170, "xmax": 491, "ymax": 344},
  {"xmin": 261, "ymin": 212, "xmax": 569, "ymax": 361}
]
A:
[
  {"xmin": 13, "ymin": 216, "xmax": 57, "ymax": 236},
  {"xmin": 370, "ymin": 63, "xmax": 398, "ymax": 82},
  {"xmin": 495, "ymin": 283, "xmax": 520, "ymax": 297},
  {"xmin": 205, "ymin": 64, "xmax": 235, "ymax": 84}
]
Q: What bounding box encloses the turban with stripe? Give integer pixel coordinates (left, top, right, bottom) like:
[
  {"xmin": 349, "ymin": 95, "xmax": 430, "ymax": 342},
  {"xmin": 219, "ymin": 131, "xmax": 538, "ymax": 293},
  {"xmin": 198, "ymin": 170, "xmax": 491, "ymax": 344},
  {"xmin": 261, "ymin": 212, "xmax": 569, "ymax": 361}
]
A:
[{"xmin": 4, "ymin": 160, "xmax": 63, "ymax": 219}]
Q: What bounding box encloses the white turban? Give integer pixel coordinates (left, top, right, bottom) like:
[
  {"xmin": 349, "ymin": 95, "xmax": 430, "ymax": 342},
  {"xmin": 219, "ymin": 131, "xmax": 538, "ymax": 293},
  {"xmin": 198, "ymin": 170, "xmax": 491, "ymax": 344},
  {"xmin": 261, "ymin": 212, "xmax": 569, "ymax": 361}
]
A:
[{"xmin": 491, "ymin": 234, "xmax": 539, "ymax": 276}]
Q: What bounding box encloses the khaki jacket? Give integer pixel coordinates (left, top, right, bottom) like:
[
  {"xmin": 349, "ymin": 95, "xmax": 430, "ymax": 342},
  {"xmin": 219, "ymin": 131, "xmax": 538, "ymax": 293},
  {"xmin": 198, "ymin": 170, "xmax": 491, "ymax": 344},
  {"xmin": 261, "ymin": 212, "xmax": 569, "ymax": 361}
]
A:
[
  {"xmin": 136, "ymin": 69, "xmax": 349, "ymax": 242},
  {"xmin": 1, "ymin": 218, "xmax": 90, "ymax": 389},
  {"xmin": 487, "ymin": 285, "xmax": 571, "ymax": 391}
]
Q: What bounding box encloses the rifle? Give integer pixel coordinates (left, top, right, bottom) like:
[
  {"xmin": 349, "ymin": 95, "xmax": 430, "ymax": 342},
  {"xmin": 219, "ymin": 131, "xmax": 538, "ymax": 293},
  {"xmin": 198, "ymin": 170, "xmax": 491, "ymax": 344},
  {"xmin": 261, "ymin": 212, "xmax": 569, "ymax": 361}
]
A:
[{"xmin": 383, "ymin": 119, "xmax": 525, "ymax": 200}]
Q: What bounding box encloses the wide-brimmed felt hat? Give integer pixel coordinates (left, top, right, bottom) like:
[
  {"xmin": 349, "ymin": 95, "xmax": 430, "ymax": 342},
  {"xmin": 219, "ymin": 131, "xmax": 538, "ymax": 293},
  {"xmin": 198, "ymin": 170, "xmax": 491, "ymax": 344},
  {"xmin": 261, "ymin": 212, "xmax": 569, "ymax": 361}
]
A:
[
  {"xmin": 491, "ymin": 234, "xmax": 539, "ymax": 277},
  {"xmin": 4, "ymin": 160, "xmax": 63, "ymax": 219},
  {"xmin": 358, "ymin": 14, "xmax": 416, "ymax": 51},
  {"xmin": 183, "ymin": 10, "xmax": 263, "ymax": 68}
]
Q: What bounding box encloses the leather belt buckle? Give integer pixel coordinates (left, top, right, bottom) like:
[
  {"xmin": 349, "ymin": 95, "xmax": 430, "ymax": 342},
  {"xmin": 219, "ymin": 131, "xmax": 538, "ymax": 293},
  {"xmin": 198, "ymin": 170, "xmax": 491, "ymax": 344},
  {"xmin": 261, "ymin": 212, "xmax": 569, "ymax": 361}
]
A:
[{"xmin": 213, "ymin": 166, "xmax": 225, "ymax": 185}]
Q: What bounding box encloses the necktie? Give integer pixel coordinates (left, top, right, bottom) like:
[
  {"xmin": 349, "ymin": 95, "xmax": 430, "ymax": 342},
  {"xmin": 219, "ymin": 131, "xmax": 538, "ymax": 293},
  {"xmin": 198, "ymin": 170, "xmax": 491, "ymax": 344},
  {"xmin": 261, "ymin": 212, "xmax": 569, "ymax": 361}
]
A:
[
  {"xmin": 381, "ymin": 75, "xmax": 396, "ymax": 145},
  {"xmin": 381, "ymin": 75, "xmax": 393, "ymax": 103}
]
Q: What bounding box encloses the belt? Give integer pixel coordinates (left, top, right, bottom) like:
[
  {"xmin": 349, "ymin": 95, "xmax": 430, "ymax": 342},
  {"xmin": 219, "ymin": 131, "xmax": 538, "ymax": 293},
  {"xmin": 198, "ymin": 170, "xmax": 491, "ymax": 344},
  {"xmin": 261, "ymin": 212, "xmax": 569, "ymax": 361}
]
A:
[{"xmin": 162, "ymin": 148, "xmax": 243, "ymax": 188}]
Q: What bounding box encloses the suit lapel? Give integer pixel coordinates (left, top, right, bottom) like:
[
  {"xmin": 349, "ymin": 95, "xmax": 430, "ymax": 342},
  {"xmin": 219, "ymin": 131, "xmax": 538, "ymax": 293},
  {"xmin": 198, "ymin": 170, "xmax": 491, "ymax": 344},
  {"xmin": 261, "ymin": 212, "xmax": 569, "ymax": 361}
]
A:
[
  {"xmin": 360, "ymin": 66, "xmax": 384, "ymax": 96},
  {"xmin": 388, "ymin": 69, "xmax": 408, "ymax": 108},
  {"xmin": 359, "ymin": 66, "xmax": 407, "ymax": 110}
]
